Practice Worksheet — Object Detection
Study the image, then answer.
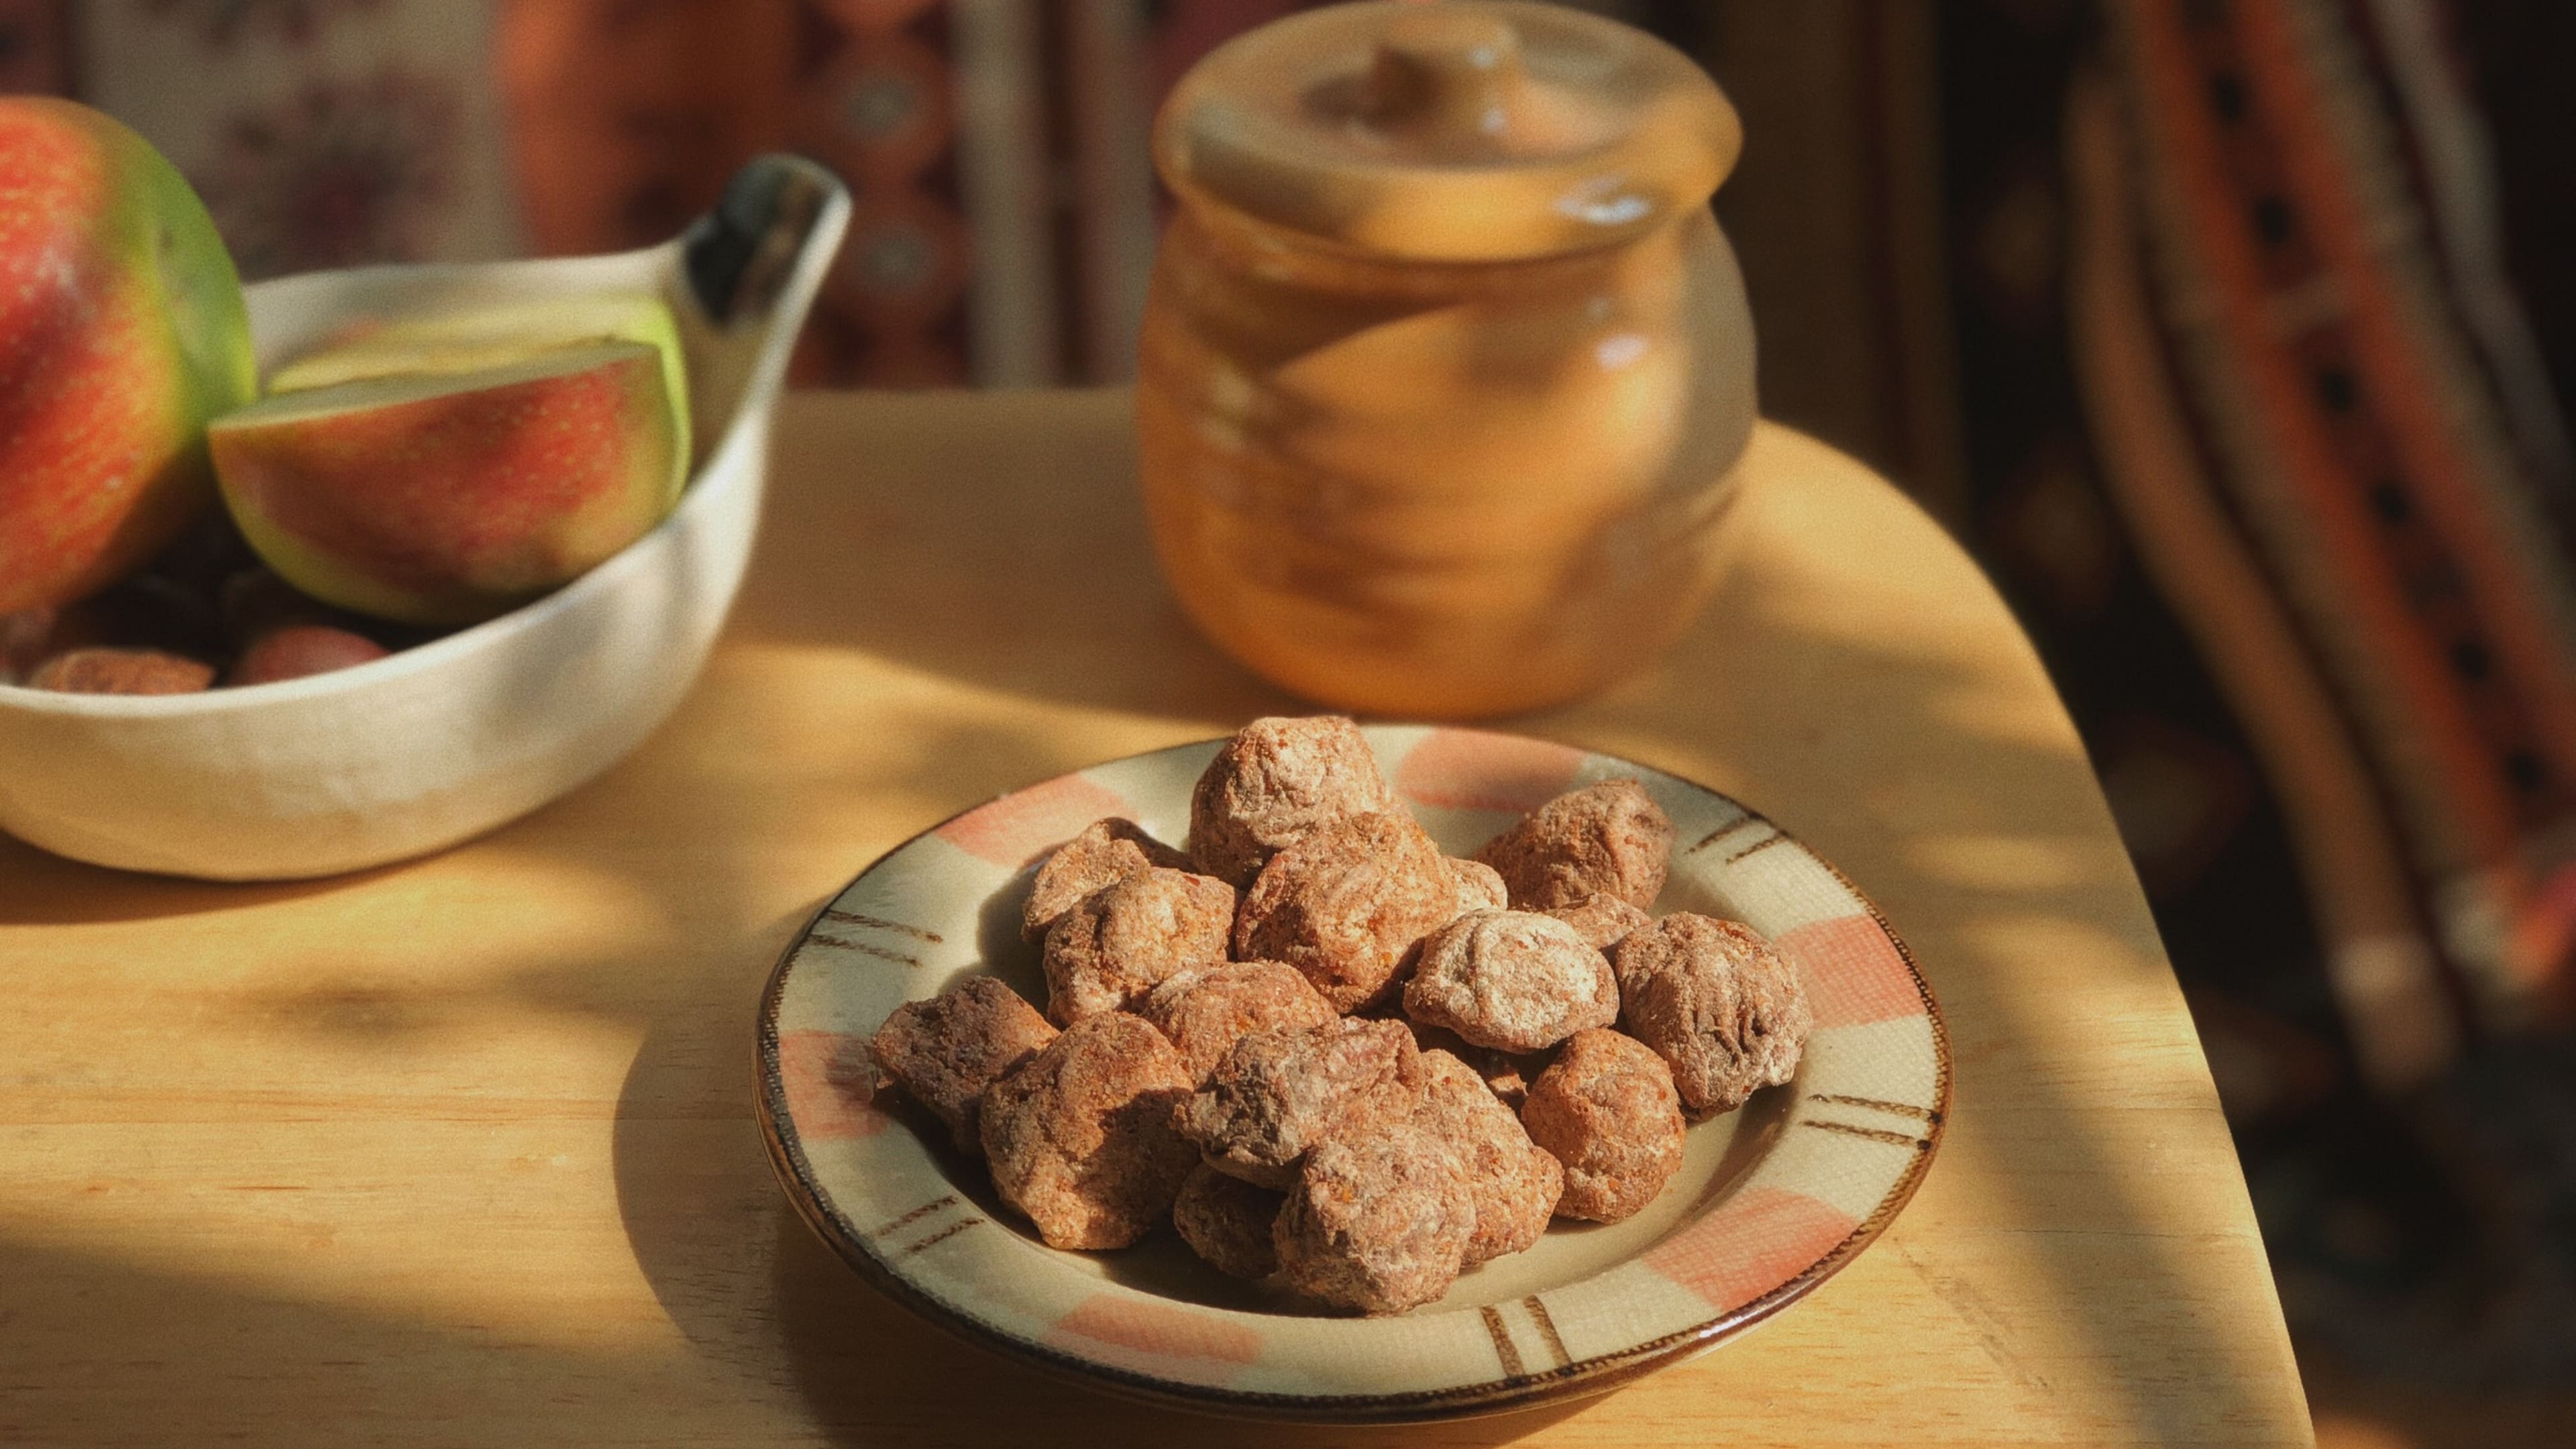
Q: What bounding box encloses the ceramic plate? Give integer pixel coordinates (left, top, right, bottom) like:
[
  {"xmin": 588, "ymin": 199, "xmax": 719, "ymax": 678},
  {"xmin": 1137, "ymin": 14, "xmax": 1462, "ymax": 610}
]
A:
[{"xmin": 755, "ymin": 725, "xmax": 1949, "ymax": 1421}]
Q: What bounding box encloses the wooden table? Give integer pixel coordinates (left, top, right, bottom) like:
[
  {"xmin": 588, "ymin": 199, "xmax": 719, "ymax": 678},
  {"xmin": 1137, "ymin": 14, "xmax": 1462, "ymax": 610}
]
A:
[{"xmin": 0, "ymin": 390, "xmax": 2314, "ymax": 1446}]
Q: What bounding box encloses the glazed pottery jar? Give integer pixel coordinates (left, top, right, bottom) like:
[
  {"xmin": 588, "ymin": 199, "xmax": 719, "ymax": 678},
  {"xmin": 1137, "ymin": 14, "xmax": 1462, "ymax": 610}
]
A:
[{"xmin": 1137, "ymin": 1, "xmax": 1755, "ymax": 717}]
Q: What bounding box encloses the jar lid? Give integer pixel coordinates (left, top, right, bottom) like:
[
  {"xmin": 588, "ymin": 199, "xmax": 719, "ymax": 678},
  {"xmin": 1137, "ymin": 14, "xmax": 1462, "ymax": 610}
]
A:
[{"xmin": 1153, "ymin": 1, "xmax": 1741, "ymax": 262}]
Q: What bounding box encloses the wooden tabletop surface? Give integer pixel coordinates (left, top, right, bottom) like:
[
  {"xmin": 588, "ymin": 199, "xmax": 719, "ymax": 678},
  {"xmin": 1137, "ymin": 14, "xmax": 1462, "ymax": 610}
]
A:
[{"xmin": 0, "ymin": 389, "xmax": 2314, "ymax": 1447}]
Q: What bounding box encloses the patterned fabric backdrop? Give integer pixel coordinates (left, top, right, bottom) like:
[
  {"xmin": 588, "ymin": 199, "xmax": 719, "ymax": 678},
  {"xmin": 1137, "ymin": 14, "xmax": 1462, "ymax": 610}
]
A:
[{"xmin": 9, "ymin": 0, "xmax": 2575, "ymax": 1437}]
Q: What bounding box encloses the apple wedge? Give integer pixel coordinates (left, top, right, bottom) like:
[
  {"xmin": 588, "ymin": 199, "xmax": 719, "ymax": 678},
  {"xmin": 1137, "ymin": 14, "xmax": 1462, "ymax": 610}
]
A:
[
  {"xmin": 211, "ymin": 341, "xmax": 682, "ymax": 627},
  {"xmin": 265, "ymin": 291, "xmax": 692, "ymax": 492}
]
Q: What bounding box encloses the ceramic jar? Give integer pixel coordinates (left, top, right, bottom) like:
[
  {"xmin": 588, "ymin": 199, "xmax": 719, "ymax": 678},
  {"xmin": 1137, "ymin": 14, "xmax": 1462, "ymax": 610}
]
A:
[{"xmin": 1137, "ymin": 1, "xmax": 1756, "ymax": 717}]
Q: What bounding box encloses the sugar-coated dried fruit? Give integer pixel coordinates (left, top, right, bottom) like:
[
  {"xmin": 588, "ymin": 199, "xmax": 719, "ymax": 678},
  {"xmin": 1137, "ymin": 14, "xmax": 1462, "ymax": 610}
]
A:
[
  {"xmin": 1546, "ymin": 894, "xmax": 1652, "ymax": 952},
  {"xmin": 869, "ymin": 975, "xmax": 1061, "ymax": 1155},
  {"xmin": 1401, "ymin": 1020, "xmax": 1540, "ymax": 1109},
  {"xmin": 1235, "ymin": 810, "xmax": 1457, "ymax": 1012},
  {"xmin": 1274, "ymin": 1123, "xmax": 1475, "ymax": 1314},
  {"xmin": 1172, "ymin": 1163, "xmax": 1285, "ymax": 1281},
  {"xmin": 1473, "ymin": 778, "xmax": 1674, "ymax": 911},
  {"xmin": 1411, "ymin": 1049, "xmax": 1562, "ymax": 1265},
  {"xmin": 1611, "ymin": 913, "xmax": 1812, "ymax": 1115},
  {"xmin": 1403, "ymin": 909, "xmax": 1620, "ymax": 1054},
  {"xmin": 1020, "ymin": 816, "xmax": 1195, "ymax": 943},
  {"xmin": 1446, "ymin": 857, "xmax": 1509, "ymax": 914},
  {"xmin": 1189, "ymin": 715, "xmax": 1399, "ymax": 888},
  {"xmin": 1520, "ymin": 1028, "xmax": 1685, "ymax": 1224},
  {"xmin": 1139, "ymin": 961, "xmax": 1338, "ymax": 1085},
  {"xmin": 1040, "ymin": 865, "xmax": 1236, "ymax": 1025},
  {"xmin": 25, "ymin": 647, "xmax": 215, "ymax": 695},
  {"xmin": 979, "ymin": 1012, "xmax": 1197, "ymax": 1250},
  {"xmin": 1178, "ymin": 1016, "xmax": 1415, "ymax": 1188}
]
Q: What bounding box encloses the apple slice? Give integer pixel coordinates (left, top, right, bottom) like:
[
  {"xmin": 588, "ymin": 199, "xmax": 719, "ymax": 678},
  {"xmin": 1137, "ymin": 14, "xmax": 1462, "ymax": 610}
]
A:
[
  {"xmin": 266, "ymin": 291, "xmax": 691, "ymax": 492},
  {"xmin": 211, "ymin": 341, "xmax": 681, "ymax": 627}
]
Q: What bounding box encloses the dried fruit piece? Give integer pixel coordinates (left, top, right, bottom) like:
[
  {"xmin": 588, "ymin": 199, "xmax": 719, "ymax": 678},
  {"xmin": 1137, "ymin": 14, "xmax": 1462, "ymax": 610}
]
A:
[
  {"xmin": 227, "ymin": 625, "xmax": 388, "ymax": 686},
  {"xmin": 1189, "ymin": 715, "xmax": 1399, "ymax": 888},
  {"xmin": 1040, "ymin": 865, "xmax": 1236, "ymax": 1025},
  {"xmin": 1235, "ymin": 810, "xmax": 1456, "ymax": 1012},
  {"xmin": 1520, "ymin": 1028, "xmax": 1685, "ymax": 1224},
  {"xmin": 1274, "ymin": 1123, "xmax": 1474, "ymax": 1314},
  {"xmin": 1139, "ymin": 961, "xmax": 1338, "ymax": 1085},
  {"xmin": 1612, "ymin": 913, "xmax": 1812, "ymax": 1115},
  {"xmin": 25, "ymin": 647, "xmax": 213, "ymax": 694},
  {"xmin": 1403, "ymin": 909, "xmax": 1620, "ymax": 1053},
  {"xmin": 979, "ymin": 1013, "xmax": 1197, "ymax": 1250},
  {"xmin": 1172, "ymin": 1163, "xmax": 1285, "ymax": 1281},
  {"xmin": 1411, "ymin": 1049, "xmax": 1562, "ymax": 1265},
  {"xmin": 1445, "ymin": 857, "xmax": 1509, "ymax": 914},
  {"xmin": 1178, "ymin": 1016, "xmax": 1415, "ymax": 1188},
  {"xmin": 1403, "ymin": 1020, "xmax": 1540, "ymax": 1110},
  {"xmin": 1473, "ymin": 778, "xmax": 1674, "ymax": 911},
  {"xmin": 1020, "ymin": 816, "xmax": 1194, "ymax": 943},
  {"xmin": 868, "ymin": 975, "xmax": 1060, "ymax": 1155},
  {"xmin": 1545, "ymin": 894, "xmax": 1652, "ymax": 952}
]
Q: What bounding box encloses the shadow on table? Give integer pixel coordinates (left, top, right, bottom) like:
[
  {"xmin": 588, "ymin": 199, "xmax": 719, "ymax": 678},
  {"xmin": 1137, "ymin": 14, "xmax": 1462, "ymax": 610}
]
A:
[
  {"xmin": 0, "ymin": 407, "xmax": 2297, "ymax": 1442},
  {"xmin": 0, "ymin": 835, "xmax": 400, "ymax": 926}
]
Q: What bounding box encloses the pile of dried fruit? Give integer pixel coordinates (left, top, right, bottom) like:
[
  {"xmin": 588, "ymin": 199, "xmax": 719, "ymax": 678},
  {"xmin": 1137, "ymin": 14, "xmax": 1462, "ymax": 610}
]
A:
[{"xmin": 868, "ymin": 716, "xmax": 1816, "ymax": 1316}]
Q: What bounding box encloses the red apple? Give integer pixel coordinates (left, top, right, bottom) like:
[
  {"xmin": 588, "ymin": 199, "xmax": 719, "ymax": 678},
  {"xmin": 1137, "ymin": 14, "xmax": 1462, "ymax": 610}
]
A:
[
  {"xmin": 209, "ymin": 341, "xmax": 684, "ymax": 625},
  {"xmin": 0, "ymin": 99, "xmax": 256, "ymax": 614}
]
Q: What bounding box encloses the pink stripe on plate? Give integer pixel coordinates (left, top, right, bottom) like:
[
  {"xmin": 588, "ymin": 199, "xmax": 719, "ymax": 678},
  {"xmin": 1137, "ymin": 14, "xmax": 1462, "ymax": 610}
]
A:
[
  {"xmin": 775, "ymin": 1030, "xmax": 889, "ymax": 1141},
  {"xmin": 1644, "ymin": 1185, "xmax": 1858, "ymax": 1313},
  {"xmin": 935, "ymin": 773, "xmax": 1131, "ymax": 867},
  {"xmin": 1396, "ymin": 728, "xmax": 1587, "ymax": 813},
  {"xmin": 1776, "ymin": 915, "xmax": 1925, "ymax": 1027},
  {"xmin": 1043, "ymin": 1293, "xmax": 1265, "ymax": 1386}
]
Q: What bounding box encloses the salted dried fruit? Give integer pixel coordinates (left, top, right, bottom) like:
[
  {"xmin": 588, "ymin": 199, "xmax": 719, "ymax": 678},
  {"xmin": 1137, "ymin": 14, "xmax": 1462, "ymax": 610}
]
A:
[
  {"xmin": 1189, "ymin": 715, "xmax": 1399, "ymax": 888},
  {"xmin": 1411, "ymin": 1049, "xmax": 1562, "ymax": 1265},
  {"xmin": 1612, "ymin": 913, "xmax": 1812, "ymax": 1115},
  {"xmin": 1520, "ymin": 1028, "xmax": 1685, "ymax": 1224},
  {"xmin": 1473, "ymin": 778, "xmax": 1674, "ymax": 911},
  {"xmin": 1235, "ymin": 810, "xmax": 1457, "ymax": 1012},
  {"xmin": 1446, "ymin": 857, "xmax": 1509, "ymax": 914},
  {"xmin": 1172, "ymin": 1163, "xmax": 1285, "ymax": 1281},
  {"xmin": 25, "ymin": 647, "xmax": 213, "ymax": 695},
  {"xmin": 1403, "ymin": 909, "xmax": 1619, "ymax": 1054},
  {"xmin": 1274, "ymin": 1123, "xmax": 1474, "ymax": 1314},
  {"xmin": 1040, "ymin": 865, "xmax": 1236, "ymax": 1025},
  {"xmin": 1139, "ymin": 961, "xmax": 1338, "ymax": 1085},
  {"xmin": 1020, "ymin": 816, "xmax": 1195, "ymax": 943},
  {"xmin": 1178, "ymin": 1016, "xmax": 1415, "ymax": 1188},
  {"xmin": 869, "ymin": 975, "xmax": 1061, "ymax": 1155},
  {"xmin": 1546, "ymin": 894, "xmax": 1653, "ymax": 952},
  {"xmin": 979, "ymin": 1012, "xmax": 1196, "ymax": 1250}
]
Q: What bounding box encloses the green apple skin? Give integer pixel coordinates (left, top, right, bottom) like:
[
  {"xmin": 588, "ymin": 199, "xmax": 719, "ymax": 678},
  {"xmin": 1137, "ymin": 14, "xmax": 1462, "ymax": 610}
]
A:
[
  {"xmin": 0, "ymin": 98, "xmax": 255, "ymax": 614},
  {"xmin": 210, "ymin": 345, "xmax": 682, "ymax": 627}
]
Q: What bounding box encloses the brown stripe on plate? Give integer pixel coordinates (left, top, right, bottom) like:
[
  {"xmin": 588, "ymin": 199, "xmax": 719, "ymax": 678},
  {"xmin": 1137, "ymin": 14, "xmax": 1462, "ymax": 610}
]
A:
[
  {"xmin": 1479, "ymin": 1305, "xmax": 1525, "ymax": 1378},
  {"xmin": 1523, "ymin": 1296, "xmax": 1570, "ymax": 1368},
  {"xmin": 806, "ymin": 933, "xmax": 922, "ymax": 968},
  {"xmin": 1810, "ymin": 1092, "xmax": 1943, "ymax": 1124},
  {"xmin": 1802, "ymin": 1118, "xmax": 1932, "ymax": 1149},
  {"xmin": 867, "ymin": 1194, "xmax": 959, "ymax": 1239},
  {"xmin": 902, "ymin": 1218, "xmax": 985, "ymax": 1256},
  {"xmin": 823, "ymin": 908, "xmax": 945, "ymax": 943}
]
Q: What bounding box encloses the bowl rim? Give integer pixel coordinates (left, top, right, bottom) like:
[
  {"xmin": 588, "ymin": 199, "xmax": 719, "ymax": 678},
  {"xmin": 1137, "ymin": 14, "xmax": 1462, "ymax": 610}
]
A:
[{"xmin": 753, "ymin": 729, "xmax": 1953, "ymax": 1424}]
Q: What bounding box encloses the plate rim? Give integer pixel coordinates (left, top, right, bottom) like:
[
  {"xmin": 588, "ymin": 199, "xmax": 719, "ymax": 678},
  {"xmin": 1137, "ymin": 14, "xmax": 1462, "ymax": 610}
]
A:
[{"xmin": 754, "ymin": 730, "xmax": 1953, "ymax": 1423}]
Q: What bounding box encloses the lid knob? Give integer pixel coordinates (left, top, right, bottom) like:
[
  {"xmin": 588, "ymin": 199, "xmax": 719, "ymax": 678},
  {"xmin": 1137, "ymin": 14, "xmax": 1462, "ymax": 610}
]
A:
[{"xmin": 1363, "ymin": 11, "xmax": 1527, "ymax": 147}]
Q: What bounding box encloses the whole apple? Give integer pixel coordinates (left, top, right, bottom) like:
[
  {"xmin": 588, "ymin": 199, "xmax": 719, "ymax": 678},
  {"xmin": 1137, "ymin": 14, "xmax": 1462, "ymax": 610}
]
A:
[{"xmin": 0, "ymin": 99, "xmax": 256, "ymax": 616}]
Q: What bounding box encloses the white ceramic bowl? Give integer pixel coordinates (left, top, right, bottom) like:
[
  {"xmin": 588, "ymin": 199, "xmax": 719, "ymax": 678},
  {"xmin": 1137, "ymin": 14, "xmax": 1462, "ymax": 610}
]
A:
[{"xmin": 0, "ymin": 158, "xmax": 850, "ymax": 881}]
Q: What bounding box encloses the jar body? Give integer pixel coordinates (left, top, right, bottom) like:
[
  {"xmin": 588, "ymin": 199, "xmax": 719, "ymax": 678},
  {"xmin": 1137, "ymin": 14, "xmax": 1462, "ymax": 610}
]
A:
[{"xmin": 1136, "ymin": 199, "xmax": 1758, "ymax": 717}]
